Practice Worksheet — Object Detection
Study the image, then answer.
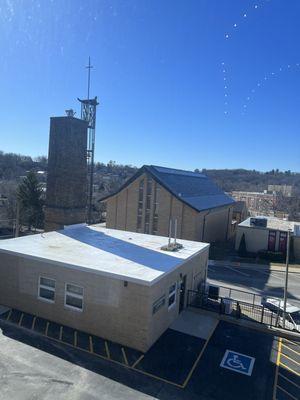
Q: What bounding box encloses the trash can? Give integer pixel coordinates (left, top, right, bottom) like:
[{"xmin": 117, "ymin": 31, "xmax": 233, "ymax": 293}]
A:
[{"xmin": 223, "ymin": 298, "xmax": 233, "ymax": 315}]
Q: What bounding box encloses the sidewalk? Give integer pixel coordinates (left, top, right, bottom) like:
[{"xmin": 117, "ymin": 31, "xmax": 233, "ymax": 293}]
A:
[{"xmin": 209, "ymin": 259, "xmax": 300, "ymax": 273}]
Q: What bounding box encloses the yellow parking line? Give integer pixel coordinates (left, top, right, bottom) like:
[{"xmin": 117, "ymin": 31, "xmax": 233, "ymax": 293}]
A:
[
  {"xmin": 182, "ymin": 320, "xmax": 219, "ymax": 388},
  {"xmin": 45, "ymin": 322, "xmax": 49, "ymax": 336},
  {"xmin": 129, "ymin": 366, "xmax": 183, "ymax": 388},
  {"xmin": 31, "ymin": 316, "xmax": 36, "ymax": 330},
  {"xmin": 283, "ymin": 338, "xmax": 300, "ymax": 349},
  {"xmin": 277, "ymin": 385, "xmax": 298, "ymax": 400},
  {"xmin": 131, "ymin": 354, "xmax": 144, "ymax": 368},
  {"xmin": 6, "ymin": 310, "xmax": 12, "ymax": 321},
  {"xmin": 47, "ymin": 333, "xmax": 182, "ymax": 387},
  {"xmin": 121, "ymin": 347, "xmax": 129, "ymax": 366},
  {"xmin": 105, "ymin": 341, "xmax": 110, "ymax": 359},
  {"xmin": 89, "ymin": 336, "xmax": 94, "ymax": 353},
  {"xmin": 281, "ymin": 352, "xmax": 300, "ymax": 366},
  {"xmin": 3, "ymin": 309, "xmax": 214, "ymax": 388},
  {"xmin": 282, "ymin": 343, "xmax": 300, "ymax": 357},
  {"xmin": 280, "ymin": 362, "xmax": 300, "ymax": 377},
  {"xmin": 4, "ymin": 311, "xmax": 185, "ymax": 388},
  {"xmin": 59, "ymin": 326, "xmax": 63, "ymax": 341},
  {"xmin": 273, "ymin": 338, "xmax": 282, "ymax": 400},
  {"xmin": 279, "ymin": 373, "xmax": 300, "ymax": 390},
  {"xmin": 18, "ymin": 313, "xmax": 24, "ymax": 327}
]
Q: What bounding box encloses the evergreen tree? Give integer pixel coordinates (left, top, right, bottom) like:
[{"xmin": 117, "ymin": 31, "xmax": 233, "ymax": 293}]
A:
[
  {"xmin": 238, "ymin": 233, "xmax": 247, "ymax": 257},
  {"xmin": 18, "ymin": 171, "xmax": 44, "ymax": 230}
]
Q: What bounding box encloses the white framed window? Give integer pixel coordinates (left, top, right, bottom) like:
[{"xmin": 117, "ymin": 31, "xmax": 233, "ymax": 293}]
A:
[
  {"xmin": 168, "ymin": 282, "xmax": 177, "ymax": 310},
  {"xmin": 152, "ymin": 295, "xmax": 165, "ymax": 315},
  {"xmin": 38, "ymin": 276, "xmax": 56, "ymax": 303},
  {"xmin": 65, "ymin": 283, "xmax": 84, "ymax": 311}
]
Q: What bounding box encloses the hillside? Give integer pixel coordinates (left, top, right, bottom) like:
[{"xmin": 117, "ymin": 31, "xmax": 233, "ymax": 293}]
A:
[{"xmin": 0, "ymin": 150, "xmax": 300, "ymax": 195}]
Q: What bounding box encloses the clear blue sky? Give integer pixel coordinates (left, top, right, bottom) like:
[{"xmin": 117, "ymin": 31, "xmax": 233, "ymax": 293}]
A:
[{"xmin": 0, "ymin": 0, "xmax": 299, "ymax": 172}]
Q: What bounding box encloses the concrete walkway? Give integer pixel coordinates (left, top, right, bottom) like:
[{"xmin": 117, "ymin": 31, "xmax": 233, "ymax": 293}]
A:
[{"xmin": 170, "ymin": 310, "xmax": 218, "ymax": 339}]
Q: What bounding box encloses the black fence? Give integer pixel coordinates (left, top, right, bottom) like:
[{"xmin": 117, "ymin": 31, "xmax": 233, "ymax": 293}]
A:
[
  {"xmin": 212, "ymin": 285, "xmax": 263, "ymax": 306},
  {"xmin": 187, "ymin": 290, "xmax": 283, "ymax": 330}
]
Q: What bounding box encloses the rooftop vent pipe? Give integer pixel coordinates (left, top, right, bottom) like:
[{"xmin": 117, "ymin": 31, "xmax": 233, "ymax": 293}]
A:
[{"xmin": 161, "ymin": 218, "xmax": 183, "ymax": 252}]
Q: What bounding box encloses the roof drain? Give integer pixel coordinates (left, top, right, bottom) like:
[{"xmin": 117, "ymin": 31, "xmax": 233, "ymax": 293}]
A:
[{"xmin": 161, "ymin": 218, "xmax": 183, "ymax": 252}]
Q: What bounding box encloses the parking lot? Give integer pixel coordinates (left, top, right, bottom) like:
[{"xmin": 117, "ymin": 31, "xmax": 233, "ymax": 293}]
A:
[
  {"xmin": 0, "ymin": 306, "xmax": 299, "ymax": 400},
  {"xmin": 274, "ymin": 337, "xmax": 300, "ymax": 400}
]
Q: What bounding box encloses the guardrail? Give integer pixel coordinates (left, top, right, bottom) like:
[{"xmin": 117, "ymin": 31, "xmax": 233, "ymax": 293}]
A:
[{"xmin": 187, "ymin": 290, "xmax": 284, "ymax": 330}]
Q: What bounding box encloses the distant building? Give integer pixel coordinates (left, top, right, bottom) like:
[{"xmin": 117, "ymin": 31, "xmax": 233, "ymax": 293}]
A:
[
  {"xmin": 101, "ymin": 165, "xmax": 235, "ymax": 243},
  {"xmin": 0, "ymin": 196, "xmax": 10, "ymax": 230},
  {"xmin": 267, "ymin": 184, "xmax": 293, "ymax": 197},
  {"xmin": 231, "ymin": 190, "xmax": 277, "ymax": 217},
  {"xmin": 0, "ymin": 224, "xmax": 209, "ymax": 352},
  {"xmin": 235, "ymin": 216, "xmax": 300, "ymax": 261}
]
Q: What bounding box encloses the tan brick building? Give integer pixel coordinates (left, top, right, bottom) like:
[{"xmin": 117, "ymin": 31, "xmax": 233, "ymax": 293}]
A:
[
  {"xmin": 235, "ymin": 216, "xmax": 300, "ymax": 261},
  {"xmin": 0, "ymin": 224, "xmax": 209, "ymax": 352},
  {"xmin": 101, "ymin": 165, "xmax": 235, "ymax": 243}
]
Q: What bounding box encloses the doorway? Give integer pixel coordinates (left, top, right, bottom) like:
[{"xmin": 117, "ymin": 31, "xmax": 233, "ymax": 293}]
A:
[{"xmin": 179, "ymin": 275, "xmax": 187, "ymax": 313}]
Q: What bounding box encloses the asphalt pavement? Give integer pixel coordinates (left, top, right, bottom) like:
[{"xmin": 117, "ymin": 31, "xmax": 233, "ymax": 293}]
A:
[
  {"xmin": 0, "ymin": 309, "xmax": 289, "ymax": 400},
  {"xmin": 208, "ymin": 261, "xmax": 300, "ymax": 306}
]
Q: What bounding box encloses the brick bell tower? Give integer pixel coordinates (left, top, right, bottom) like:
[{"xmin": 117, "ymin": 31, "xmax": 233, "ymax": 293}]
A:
[{"xmin": 44, "ymin": 114, "xmax": 89, "ymax": 232}]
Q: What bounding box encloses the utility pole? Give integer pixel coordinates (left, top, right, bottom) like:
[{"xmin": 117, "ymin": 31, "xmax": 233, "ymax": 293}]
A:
[{"xmin": 282, "ymin": 228, "xmax": 292, "ymax": 328}]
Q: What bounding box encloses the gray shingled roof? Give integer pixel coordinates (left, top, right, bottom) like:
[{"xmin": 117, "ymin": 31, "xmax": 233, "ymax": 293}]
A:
[{"xmin": 101, "ymin": 165, "xmax": 235, "ymax": 212}]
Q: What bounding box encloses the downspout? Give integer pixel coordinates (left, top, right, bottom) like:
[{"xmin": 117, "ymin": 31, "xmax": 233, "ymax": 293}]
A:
[
  {"xmin": 201, "ymin": 209, "xmax": 211, "ymax": 293},
  {"xmin": 202, "ymin": 210, "xmax": 211, "ymax": 242},
  {"xmin": 226, "ymin": 206, "xmax": 231, "ymax": 241}
]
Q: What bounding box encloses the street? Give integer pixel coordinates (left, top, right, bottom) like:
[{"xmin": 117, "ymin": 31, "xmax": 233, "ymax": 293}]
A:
[{"xmin": 208, "ymin": 262, "xmax": 300, "ymax": 306}]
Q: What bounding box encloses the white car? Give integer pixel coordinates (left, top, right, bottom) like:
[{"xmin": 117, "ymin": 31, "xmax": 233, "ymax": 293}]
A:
[{"xmin": 261, "ymin": 297, "xmax": 300, "ymax": 332}]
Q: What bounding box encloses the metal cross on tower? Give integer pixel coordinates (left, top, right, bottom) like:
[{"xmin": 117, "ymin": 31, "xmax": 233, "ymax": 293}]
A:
[{"xmin": 78, "ymin": 57, "xmax": 99, "ymax": 225}]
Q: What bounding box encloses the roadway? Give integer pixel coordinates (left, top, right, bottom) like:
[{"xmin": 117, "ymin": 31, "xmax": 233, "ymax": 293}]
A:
[{"xmin": 207, "ymin": 262, "xmax": 300, "ymax": 306}]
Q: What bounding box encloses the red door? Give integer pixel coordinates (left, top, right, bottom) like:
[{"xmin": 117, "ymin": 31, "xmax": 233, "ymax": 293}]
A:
[
  {"xmin": 279, "ymin": 231, "xmax": 287, "ymax": 253},
  {"xmin": 268, "ymin": 230, "xmax": 276, "ymax": 252}
]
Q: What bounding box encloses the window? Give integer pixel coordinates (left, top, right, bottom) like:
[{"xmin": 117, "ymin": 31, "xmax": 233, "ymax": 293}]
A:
[
  {"xmin": 152, "ymin": 295, "xmax": 165, "ymax": 314},
  {"xmin": 152, "ymin": 183, "xmax": 159, "ymax": 234},
  {"xmin": 144, "ymin": 178, "xmax": 152, "ymax": 233},
  {"xmin": 168, "ymin": 283, "xmax": 177, "ymax": 309},
  {"xmin": 38, "ymin": 276, "xmax": 55, "ymax": 303},
  {"xmin": 65, "ymin": 283, "xmax": 84, "ymax": 311},
  {"xmin": 137, "ymin": 179, "xmax": 144, "ymax": 230}
]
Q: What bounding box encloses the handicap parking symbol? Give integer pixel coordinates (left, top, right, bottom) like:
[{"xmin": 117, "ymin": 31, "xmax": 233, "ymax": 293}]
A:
[{"xmin": 220, "ymin": 350, "xmax": 255, "ymax": 376}]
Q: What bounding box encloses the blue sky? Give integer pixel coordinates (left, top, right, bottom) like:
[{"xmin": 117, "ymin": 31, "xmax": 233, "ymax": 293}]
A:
[{"xmin": 0, "ymin": 0, "xmax": 299, "ymax": 171}]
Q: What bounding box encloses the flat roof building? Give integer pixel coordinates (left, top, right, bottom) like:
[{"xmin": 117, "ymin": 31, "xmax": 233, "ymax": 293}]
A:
[
  {"xmin": 0, "ymin": 224, "xmax": 209, "ymax": 352},
  {"xmin": 235, "ymin": 216, "xmax": 300, "ymax": 261}
]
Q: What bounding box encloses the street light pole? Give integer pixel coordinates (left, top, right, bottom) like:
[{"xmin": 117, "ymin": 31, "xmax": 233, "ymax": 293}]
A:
[{"xmin": 283, "ymin": 228, "xmax": 292, "ymax": 328}]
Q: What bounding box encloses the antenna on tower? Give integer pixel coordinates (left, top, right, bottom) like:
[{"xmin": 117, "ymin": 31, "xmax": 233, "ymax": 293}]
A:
[{"xmin": 78, "ymin": 56, "xmax": 99, "ymax": 225}]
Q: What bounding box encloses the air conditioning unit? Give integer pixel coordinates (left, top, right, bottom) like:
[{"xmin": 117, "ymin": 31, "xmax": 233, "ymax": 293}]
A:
[{"xmin": 250, "ymin": 217, "xmax": 267, "ymax": 228}]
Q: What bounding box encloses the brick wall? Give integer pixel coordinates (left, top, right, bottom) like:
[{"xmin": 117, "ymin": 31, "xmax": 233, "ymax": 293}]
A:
[
  {"xmin": 105, "ymin": 172, "xmax": 232, "ymax": 243},
  {"xmin": 45, "ymin": 117, "xmax": 88, "ymax": 231}
]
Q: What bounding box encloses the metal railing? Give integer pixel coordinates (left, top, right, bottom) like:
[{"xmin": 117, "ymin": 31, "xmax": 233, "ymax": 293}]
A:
[
  {"xmin": 209, "ymin": 284, "xmax": 262, "ymax": 306},
  {"xmin": 187, "ymin": 290, "xmax": 283, "ymax": 330}
]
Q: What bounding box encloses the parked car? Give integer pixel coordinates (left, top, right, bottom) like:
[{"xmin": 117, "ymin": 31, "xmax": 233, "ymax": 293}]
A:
[{"xmin": 261, "ymin": 297, "xmax": 300, "ymax": 332}]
